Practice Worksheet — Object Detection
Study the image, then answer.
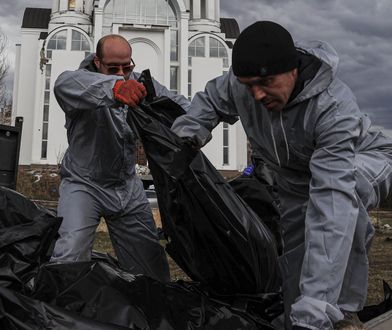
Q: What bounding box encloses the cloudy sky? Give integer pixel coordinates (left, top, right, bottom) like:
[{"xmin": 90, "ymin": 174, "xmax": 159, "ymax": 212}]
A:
[{"xmin": 1, "ymin": 0, "xmax": 392, "ymax": 132}]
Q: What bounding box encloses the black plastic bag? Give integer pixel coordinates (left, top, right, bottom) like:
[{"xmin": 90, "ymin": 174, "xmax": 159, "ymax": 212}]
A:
[
  {"xmin": 0, "ymin": 188, "xmax": 282, "ymax": 329},
  {"xmin": 229, "ymin": 175, "xmax": 283, "ymax": 255},
  {"xmin": 358, "ymin": 281, "xmax": 392, "ymax": 322},
  {"xmin": 0, "ymin": 259, "xmax": 279, "ymax": 329},
  {"xmin": 127, "ymin": 95, "xmax": 280, "ymax": 294},
  {"xmin": 0, "ymin": 187, "xmax": 61, "ymax": 292}
]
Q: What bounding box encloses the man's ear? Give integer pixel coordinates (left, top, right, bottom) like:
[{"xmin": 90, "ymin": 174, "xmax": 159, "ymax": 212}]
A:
[
  {"xmin": 292, "ymin": 68, "xmax": 298, "ymax": 80},
  {"xmin": 93, "ymin": 56, "xmax": 101, "ymax": 71}
]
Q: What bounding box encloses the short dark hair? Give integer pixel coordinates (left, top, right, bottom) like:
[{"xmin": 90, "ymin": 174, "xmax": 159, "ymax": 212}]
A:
[{"xmin": 96, "ymin": 34, "xmax": 132, "ymax": 59}]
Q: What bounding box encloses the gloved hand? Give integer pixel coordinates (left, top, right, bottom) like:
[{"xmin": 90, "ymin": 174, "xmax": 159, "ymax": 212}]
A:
[
  {"xmin": 181, "ymin": 137, "xmax": 200, "ymax": 150},
  {"xmin": 113, "ymin": 80, "xmax": 147, "ymax": 108},
  {"xmin": 242, "ymin": 164, "xmax": 255, "ymax": 177}
]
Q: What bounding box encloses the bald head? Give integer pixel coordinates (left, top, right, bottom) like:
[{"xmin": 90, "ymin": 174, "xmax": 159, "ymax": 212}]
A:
[
  {"xmin": 96, "ymin": 34, "xmax": 131, "ymax": 59},
  {"xmin": 94, "ymin": 34, "xmax": 134, "ymax": 78}
]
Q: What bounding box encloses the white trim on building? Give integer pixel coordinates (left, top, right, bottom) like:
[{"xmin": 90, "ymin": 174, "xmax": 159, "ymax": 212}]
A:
[{"xmin": 13, "ymin": 0, "xmax": 247, "ymax": 171}]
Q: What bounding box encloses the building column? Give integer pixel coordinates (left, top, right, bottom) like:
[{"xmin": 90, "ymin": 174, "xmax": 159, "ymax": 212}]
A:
[
  {"xmin": 93, "ymin": 8, "xmax": 104, "ymax": 49},
  {"xmin": 59, "ymin": 0, "xmax": 68, "ymax": 11},
  {"xmin": 193, "ymin": 0, "xmax": 201, "ymax": 19},
  {"xmin": 163, "ymin": 28, "xmax": 171, "ymax": 88},
  {"xmin": 12, "ymin": 45, "xmax": 21, "ymax": 124},
  {"xmin": 179, "ymin": 12, "xmax": 189, "ymax": 96},
  {"xmin": 215, "ymin": 0, "xmax": 220, "ymax": 22},
  {"xmin": 52, "ymin": 0, "xmax": 59, "ymax": 13},
  {"xmin": 31, "ymin": 39, "xmax": 46, "ymax": 164},
  {"xmin": 206, "ymin": 0, "xmax": 215, "ymax": 20},
  {"xmin": 75, "ymin": 0, "xmax": 84, "ymax": 12}
]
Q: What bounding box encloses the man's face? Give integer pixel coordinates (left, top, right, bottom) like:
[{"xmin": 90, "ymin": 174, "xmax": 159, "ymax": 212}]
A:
[
  {"xmin": 237, "ymin": 69, "xmax": 298, "ymax": 112},
  {"xmin": 94, "ymin": 38, "xmax": 134, "ymax": 79}
]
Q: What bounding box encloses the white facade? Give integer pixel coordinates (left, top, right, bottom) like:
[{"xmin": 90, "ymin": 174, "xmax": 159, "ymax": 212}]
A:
[{"xmin": 13, "ymin": 0, "xmax": 248, "ymax": 171}]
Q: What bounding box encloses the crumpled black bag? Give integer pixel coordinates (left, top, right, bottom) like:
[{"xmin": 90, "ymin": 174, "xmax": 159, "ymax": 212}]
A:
[
  {"xmin": 0, "ymin": 187, "xmax": 282, "ymax": 329},
  {"xmin": 229, "ymin": 174, "xmax": 283, "ymax": 255},
  {"xmin": 0, "ymin": 258, "xmax": 279, "ymax": 329},
  {"xmin": 127, "ymin": 94, "xmax": 281, "ymax": 294},
  {"xmin": 0, "ymin": 186, "xmax": 61, "ymax": 292},
  {"xmin": 0, "ymin": 167, "xmax": 283, "ymax": 329},
  {"xmin": 358, "ymin": 280, "xmax": 392, "ymax": 323}
]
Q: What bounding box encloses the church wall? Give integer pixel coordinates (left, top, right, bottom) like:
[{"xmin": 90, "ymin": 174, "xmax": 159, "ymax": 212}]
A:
[
  {"xmin": 15, "ymin": 30, "xmax": 44, "ymax": 165},
  {"xmin": 15, "ymin": 0, "xmax": 246, "ymax": 171},
  {"xmin": 120, "ymin": 28, "xmax": 167, "ymax": 85},
  {"xmin": 37, "ymin": 50, "xmax": 87, "ymax": 164}
]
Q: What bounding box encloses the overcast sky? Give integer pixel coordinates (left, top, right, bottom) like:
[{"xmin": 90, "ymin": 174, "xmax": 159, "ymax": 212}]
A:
[{"xmin": 1, "ymin": 0, "xmax": 392, "ymax": 133}]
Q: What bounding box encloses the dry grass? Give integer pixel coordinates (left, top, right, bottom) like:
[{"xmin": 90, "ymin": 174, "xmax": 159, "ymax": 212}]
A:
[
  {"xmin": 16, "ymin": 165, "xmax": 60, "ymax": 201},
  {"xmin": 367, "ymin": 229, "xmax": 392, "ymax": 305},
  {"xmin": 93, "ymin": 214, "xmax": 392, "ymax": 302},
  {"xmin": 15, "ymin": 169, "xmax": 392, "ymax": 303},
  {"xmin": 94, "ymin": 213, "xmax": 190, "ymax": 281}
]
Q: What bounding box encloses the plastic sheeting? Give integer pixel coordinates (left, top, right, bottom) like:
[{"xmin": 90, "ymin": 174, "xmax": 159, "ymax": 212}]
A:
[
  {"xmin": 0, "ymin": 187, "xmax": 282, "ymax": 329},
  {"xmin": 0, "ymin": 186, "xmax": 61, "ymax": 292},
  {"xmin": 127, "ymin": 95, "xmax": 281, "ymax": 294},
  {"xmin": 229, "ymin": 175, "xmax": 282, "ymax": 255},
  {"xmin": 358, "ymin": 281, "xmax": 392, "ymax": 323}
]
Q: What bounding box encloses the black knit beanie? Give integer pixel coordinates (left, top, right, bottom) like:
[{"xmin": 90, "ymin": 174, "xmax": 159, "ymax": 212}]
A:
[{"xmin": 232, "ymin": 21, "xmax": 298, "ymax": 77}]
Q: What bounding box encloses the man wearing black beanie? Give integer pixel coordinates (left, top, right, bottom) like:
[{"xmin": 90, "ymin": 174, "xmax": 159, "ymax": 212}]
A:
[{"xmin": 172, "ymin": 21, "xmax": 392, "ymax": 329}]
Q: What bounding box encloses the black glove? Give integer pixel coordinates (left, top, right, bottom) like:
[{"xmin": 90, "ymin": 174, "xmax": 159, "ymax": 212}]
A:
[{"xmin": 181, "ymin": 137, "xmax": 200, "ymax": 150}]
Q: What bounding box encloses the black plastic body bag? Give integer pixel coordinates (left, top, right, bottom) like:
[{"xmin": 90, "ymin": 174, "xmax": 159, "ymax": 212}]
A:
[
  {"xmin": 126, "ymin": 93, "xmax": 281, "ymax": 295},
  {"xmin": 0, "ymin": 68, "xmax": 283, "ymax": 328},
  {"xmin": 0, "ymin": 187, "xmax": 280, "ymax": 329}
]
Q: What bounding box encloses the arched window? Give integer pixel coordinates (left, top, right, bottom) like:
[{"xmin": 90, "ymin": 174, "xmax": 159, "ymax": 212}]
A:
[
  {"xmin": 47, "ymin": 29, "xmax": 91, "ymax": 53},
  {"xmin": 209, "ymin": 37, "xmax": 229, "ymax": 68},
  {"xmin": 188, "ymin": 37, "xmax": 205, "ymax": 58},
  {"xmin": 103, "ymin": 0, "xmax": 177, "ymax": 29},
  {"xmin": 47, "ymin": 30, "xmax": 67, "ymax": 50},
  {"xmin": 103, "ymin": 1, "xmax": 179, "ymax": 92},
  {"xmin": 71, "ymin": 30, "xmax": 90, "ymax": 51},
  {"xmin": 188, "ymin": 36, "xmax": 230, "ymax": 99}
]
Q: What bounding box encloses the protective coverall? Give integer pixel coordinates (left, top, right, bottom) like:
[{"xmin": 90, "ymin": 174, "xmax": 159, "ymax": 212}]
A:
[
  {"xmin": 52, "ymin": 55, "xmax": 190, "ymax": 282},
  {"xmin": 171, "ymin": 41, "xmax": 392, "ymax": 328}
]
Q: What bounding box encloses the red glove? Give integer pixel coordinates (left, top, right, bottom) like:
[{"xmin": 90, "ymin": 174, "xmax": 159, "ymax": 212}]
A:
[{"xmin": 113, "ymin": 80, "xmax": 147, "ymax": 108}]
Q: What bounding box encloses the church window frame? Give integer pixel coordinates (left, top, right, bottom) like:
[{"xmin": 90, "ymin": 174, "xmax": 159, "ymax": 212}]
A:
[
  {"xmin": 47, "ymin": 30, "xmax": 67, "ymax": 50},
  {"xmin": 71, "ymin": 30, "xmax": 91, "ymax": 51}
]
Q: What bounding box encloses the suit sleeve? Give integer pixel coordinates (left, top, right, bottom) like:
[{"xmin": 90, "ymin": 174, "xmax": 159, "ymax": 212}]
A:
[{"xmin": 171, "ymin": 70, "xmax": 239, "ymax": 147}]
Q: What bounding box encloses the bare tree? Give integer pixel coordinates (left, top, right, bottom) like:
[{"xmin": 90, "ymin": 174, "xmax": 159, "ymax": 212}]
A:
[
  {"xmin": 0, "ymin": 100, "xmax": 12, "ymax": 125},
  {"xmin": 0, "ymin": 30, "xmax": 9, "ymax": 124},
  {"xmin": 0, "ymin": 30, "xmax": 8, "ymax": 90}
]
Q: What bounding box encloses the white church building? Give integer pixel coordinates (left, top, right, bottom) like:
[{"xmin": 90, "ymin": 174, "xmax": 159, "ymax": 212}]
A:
[{"xmin": 13, "ymin": 0, "xmax": 248, "ymax": 172}]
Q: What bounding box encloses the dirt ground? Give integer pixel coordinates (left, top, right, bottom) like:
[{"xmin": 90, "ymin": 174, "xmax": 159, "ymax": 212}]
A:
[
  {"xmin": 94, "ymin": 213, "xmax": 392, "ymax": 307},
  {"xmin": 17, "ymin": 169, "xmax": 392, "ymax": 305},
  {"xmin": 367, "ymin": 229, "xmax": 392, "ymax": 305}
]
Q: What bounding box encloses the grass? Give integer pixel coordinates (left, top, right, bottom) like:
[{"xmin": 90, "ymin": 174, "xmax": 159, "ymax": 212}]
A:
[
  {"xmin": 93, "ymin": 220, "xmax": 190, "ymax": 282},
  {"xmin": 93, "ymin": 215, "xmax": 392, "ymax": 306},
  {"xmin": 15, "ymin": 169, "xmax": 392, "ymax": 306}
]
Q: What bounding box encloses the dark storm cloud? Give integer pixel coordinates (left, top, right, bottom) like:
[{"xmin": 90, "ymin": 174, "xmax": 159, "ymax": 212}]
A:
[
  {"xmin": 221, "ymin": 0, "xmax": 392, "ymax": 132},
  {"xmin": 1, "ymin": 0, "xmax": 391, "ymax": 131}
]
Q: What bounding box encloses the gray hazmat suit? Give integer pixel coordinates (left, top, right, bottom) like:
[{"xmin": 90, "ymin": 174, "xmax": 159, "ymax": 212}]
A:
[
  {"xmin": 171, "ymin": 41, "xmax": 392, "ymax": 329},
  {"xmin": 52, "ymin": 55, "xmax": 190, "ymax": 283}
]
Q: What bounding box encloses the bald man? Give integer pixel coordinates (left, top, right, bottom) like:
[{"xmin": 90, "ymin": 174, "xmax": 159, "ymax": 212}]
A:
[{"xmin": 52, "ymin": 35, "xmax": 190, "ymax": 282}]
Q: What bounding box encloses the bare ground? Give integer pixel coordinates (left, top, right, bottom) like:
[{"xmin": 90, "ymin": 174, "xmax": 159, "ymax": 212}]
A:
[
  {"xmin": 367, "ymin": 229, "xmax": 392, "ymax": 305},
  {"xmin": 17, "ymin": 169, "xmax": 392, "ymax": 304},
  {"xmin": 94, "ymin": 223, "xmax": 392, "ymax": 306}
]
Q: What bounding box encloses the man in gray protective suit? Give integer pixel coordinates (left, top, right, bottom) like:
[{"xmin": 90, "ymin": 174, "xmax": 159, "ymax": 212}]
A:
[
  {"xmin": 52, "ymin": 34, "xmax": 190, "ymax": 282},
  {"xmin": 172, "ymin": 21, "xmax": 392, "ymax": 329}
]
